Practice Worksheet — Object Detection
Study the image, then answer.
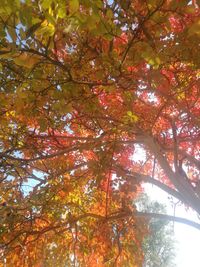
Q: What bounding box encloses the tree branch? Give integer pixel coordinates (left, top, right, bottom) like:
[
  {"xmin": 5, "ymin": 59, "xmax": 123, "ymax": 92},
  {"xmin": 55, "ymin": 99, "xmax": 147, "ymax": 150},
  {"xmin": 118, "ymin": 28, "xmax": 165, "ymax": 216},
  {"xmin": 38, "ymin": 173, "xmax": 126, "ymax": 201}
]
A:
[
  {"xmin": 114, "ymin": 165, "xmax": 185, "ymax": 203},
  {"xmin": 135, "ymin": 212, "xmax": 200, "ymax": 231},
  {"xmin": 141, "ymin": 134, "xmax": 200, "ymax": 214}
]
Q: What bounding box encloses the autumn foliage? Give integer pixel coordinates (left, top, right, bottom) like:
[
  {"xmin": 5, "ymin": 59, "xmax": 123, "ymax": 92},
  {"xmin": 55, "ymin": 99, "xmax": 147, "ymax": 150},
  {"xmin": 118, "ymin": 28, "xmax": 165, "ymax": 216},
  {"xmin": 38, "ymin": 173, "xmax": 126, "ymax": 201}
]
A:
[{"xmin": 0, "ymin": 0, "xmax": 200, "ymax": 266}]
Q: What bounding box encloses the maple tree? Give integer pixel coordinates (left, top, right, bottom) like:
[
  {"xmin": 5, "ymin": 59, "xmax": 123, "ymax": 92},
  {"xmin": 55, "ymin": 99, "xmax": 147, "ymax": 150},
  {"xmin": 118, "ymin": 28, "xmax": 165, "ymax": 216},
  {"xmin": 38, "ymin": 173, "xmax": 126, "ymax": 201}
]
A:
[{"xmin": 0, "ymin": 0, "xmax": 200, "ymax": 266}]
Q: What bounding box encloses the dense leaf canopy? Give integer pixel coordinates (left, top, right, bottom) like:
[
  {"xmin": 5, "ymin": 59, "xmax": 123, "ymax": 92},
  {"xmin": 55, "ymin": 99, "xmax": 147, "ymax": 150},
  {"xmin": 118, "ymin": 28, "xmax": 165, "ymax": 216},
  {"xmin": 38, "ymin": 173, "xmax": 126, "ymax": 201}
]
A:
[{"xmin": 0, "ymin": 0, "xmax": 200, "ymax": 266}]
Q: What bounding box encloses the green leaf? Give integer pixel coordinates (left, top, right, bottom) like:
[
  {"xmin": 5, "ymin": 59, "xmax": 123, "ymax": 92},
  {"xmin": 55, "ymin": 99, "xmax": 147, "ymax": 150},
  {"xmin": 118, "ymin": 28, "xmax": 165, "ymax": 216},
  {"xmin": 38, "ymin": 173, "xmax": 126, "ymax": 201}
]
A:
[
  {"xmin": 148, "ymin": 56, "xmax": 161, "ymax": 69},
  {"xmin": 57, "ymin": 6, "xmax": 66, "ymax": 18},
  {"xmin": 139, "ymin": 42, "xmax": 161, "ymax": 69},
  {"xmin": 95, "ymin": 0, "xmax": 103, "ymax": 8},
  {"xmin": 13, "ymin": 53, "xmax": 40, "ymax": 68},
  {"xmin": 26, "ymin": 22, "xmax": 42, "ymax": 38},
  {"xmin": 69, "ymin": 0, "xmax": 79, "ymax": 14},
  {"xmin": 41, "ymin": 0, "xmax": 53, "ymax": 9},
  {"xmin": 106, "ymin": 9, "xmax": 113, "ymax": 20}
]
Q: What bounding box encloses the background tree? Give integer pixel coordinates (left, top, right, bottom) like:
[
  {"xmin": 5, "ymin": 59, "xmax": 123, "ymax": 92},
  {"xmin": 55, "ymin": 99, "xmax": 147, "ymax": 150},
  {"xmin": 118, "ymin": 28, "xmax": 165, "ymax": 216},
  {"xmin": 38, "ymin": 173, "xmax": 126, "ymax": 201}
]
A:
[
  {"xmin": 0, "ymin": 0, "xmax": 200, "ymax": 266},
  {"xmin": 136, "ymin": 194, "xmax": 176, "ymax": 267}
]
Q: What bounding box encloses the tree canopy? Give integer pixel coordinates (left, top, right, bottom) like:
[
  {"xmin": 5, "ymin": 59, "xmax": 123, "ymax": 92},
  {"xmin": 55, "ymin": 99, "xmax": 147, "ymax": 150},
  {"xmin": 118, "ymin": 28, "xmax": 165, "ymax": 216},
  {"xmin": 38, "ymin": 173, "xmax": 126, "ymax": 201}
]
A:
[{"xmin": 0, "ymin": 0, "xmax": 200, "ymax": 266}]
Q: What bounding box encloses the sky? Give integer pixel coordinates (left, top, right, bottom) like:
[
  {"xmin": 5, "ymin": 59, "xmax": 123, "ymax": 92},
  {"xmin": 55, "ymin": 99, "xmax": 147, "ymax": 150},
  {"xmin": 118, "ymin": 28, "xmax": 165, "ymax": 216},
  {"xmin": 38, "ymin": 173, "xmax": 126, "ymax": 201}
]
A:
[
  {"xmin": 145, "ymin": 184, "xmax": 200, "ymax": 267},
  {"xmin": 132, "ymin": 142, "xmax": 200, "ymax": 266}
]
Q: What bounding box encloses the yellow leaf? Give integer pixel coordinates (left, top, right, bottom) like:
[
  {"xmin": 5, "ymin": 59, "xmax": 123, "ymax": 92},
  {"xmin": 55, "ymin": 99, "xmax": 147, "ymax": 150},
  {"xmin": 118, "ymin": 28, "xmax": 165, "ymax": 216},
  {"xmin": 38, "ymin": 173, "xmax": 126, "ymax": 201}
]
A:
[
  {"xmin": 127, "ymin": 111, "xmax": 139, "ymax": 122},
  {"xmin": 6, "ymin": 111, "xmax": 15, "ymax": 117},
  {"xmin": 177, "ymin": 91, "xmax": 185, "ymax": 100},
  {"xmin": 36, "ymin": 20, "xmax": 55, "ymax": 37}
]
